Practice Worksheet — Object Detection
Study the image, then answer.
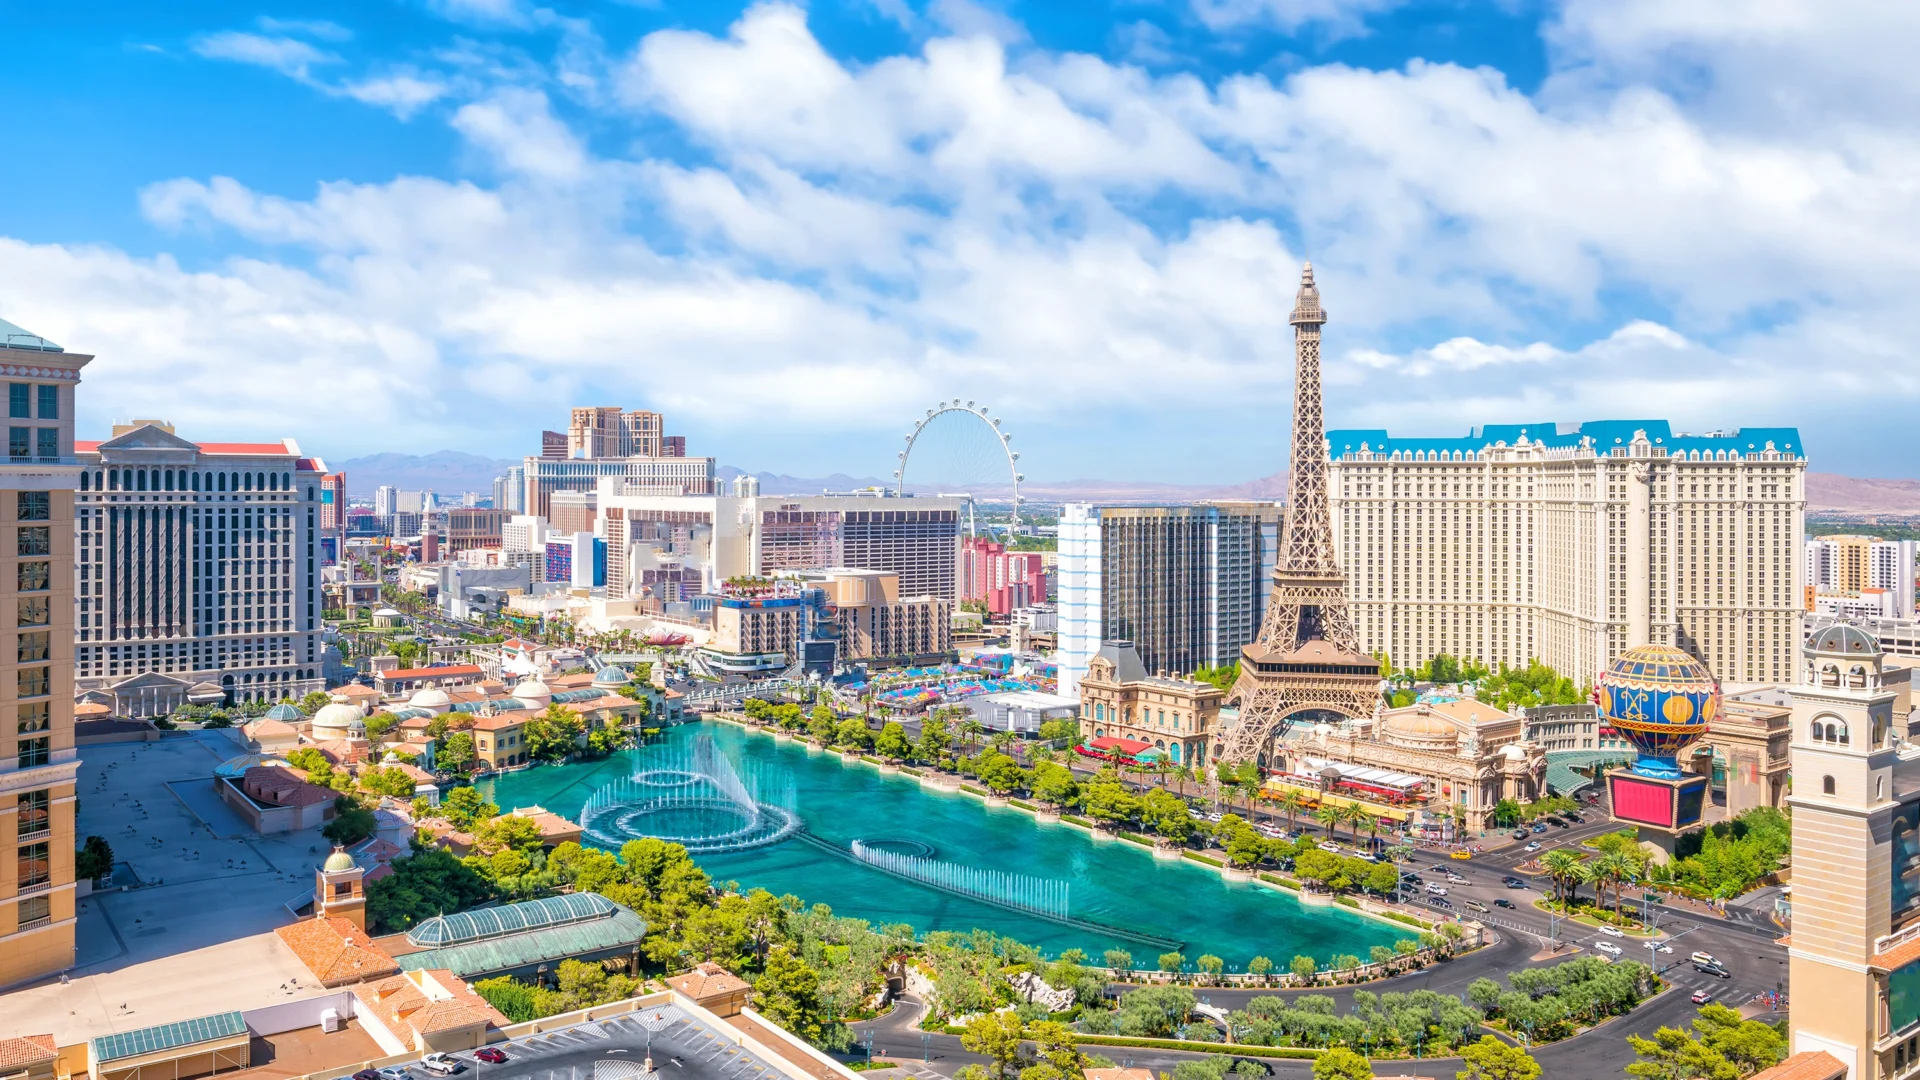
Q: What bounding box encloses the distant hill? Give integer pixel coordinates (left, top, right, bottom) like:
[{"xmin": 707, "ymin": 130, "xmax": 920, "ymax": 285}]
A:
[
  {"xmin": 1808, "ymin": 472, "xmax": 1920, "ymax": 516},
  {"xmin": 337, "ymin": 451, "xmax": 519, "ymax": 496}
]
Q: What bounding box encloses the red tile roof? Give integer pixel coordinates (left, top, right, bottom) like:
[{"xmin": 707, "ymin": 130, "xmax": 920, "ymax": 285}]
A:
[
  {"xmin": 351, "ymin": 969, "xmax": 507, "ymax": 1038},
  {"xmin": 667, "ymin": 961, "xmax": 752, "ymax": 1001},
  {"xmin": 0, "ymin": 1035, "xmax": 56, "ymax": 1070},
  {"xmin": 378, "ymin": 664, "xmax": 484, "ymax": 681},
  {"xmin": 196, "ymin": 441, "xmax": 296, "ymax": 455},
  {"xmin": 275, "ymin": 917, "xmax": 402, "ymax": 986},
  {"xmin": 1871, "ymin": 933, "xmax": 1920, "ymax": 971},
  {"xmin": 1747, "ymin": 1051, "xmax": 1847, "ymax": 1080},
  {"xmin": 244, "ymin": 765, "xmax": 338, "ymax": 809}
]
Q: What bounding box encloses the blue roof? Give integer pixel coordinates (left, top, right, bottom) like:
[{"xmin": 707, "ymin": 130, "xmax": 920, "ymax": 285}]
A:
[
  {"xmin": 0, "ymin": 316, "xmax": 62, "ymax": 353},
  {"xmin": 92, "ymin": 1012, "xmax": 248, "ymax": 1063},
  {"xmin": 263, "ymin": 703, "xmax": 303, "ymax": 721},
  {"xmin": 1326, "ymin": 420, "xmax": 1803, "ymax": 461},
  {"xmin": 407, "ymin": 892, "xmax": 618, "ymax": 947}
]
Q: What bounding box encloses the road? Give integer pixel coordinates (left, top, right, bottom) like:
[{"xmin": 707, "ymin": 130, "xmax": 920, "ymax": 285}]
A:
[{"xmin": 853, "ymin": 797, "xmax": 1788, "ymax": 1080}]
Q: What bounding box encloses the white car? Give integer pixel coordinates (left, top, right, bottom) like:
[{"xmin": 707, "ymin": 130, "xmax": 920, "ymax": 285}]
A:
[
  {"xmin": 1597, "ymin": 925, "xmax": 1625, "ymax": 938},
  {"xmin": 1524, "ymin": 841, "xmax": 1542, "ymax": 852},
  {"xmin": 420, "ymin": 1055, "xmax": 462, "ymax": 1076},
  {"xmin": 1318, "ymin": 841, "xmax": 1343, "ymax": 853},
  {"xmin": 1655, "ymin": 944, "xmax": 1674, "ymax": 954},
  {"xmin": 1446, "ymin": 873, "xmax": 1469, "ymax": 884},
  {"xmin": 1424, "ymin": 883, "xmax": 1449, "ymax": 896},
  {"xmin": 1594, "ymin": 941, "xmax": 1624, "ymax": 956},
  {"xmin": 378, "ymin": 1069, "xmax": 411, "ymax": 1080}
]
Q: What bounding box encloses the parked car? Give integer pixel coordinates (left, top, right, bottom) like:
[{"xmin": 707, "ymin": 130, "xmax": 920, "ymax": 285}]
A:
[
  {"xmin": 353, "ymin": 1071, "xmax": 381, "ymax": 1080},
  {"xmin": 475, "ymin": 1049, "xmax": 508, "ymax": 1065},
  {"xmin": 1531, "ymin": 823, "xmax": 1549, "ymax": 834},
  {"xmin": 1598, "ymin": 925, "xmax": 1625, "ymax": 938},
  {"xmin": 1690, "ymin": 991, "xmax": 1714, "ymax": 1005},
  {"xmin": 1425, "ymin": 883, "xmax": 1449, "ymax": 895},
  {"xmin": 1524, "ymin": 841, "xmax": 1542, "ymax": 852},
  {"xmin": 420, "ymin": 1056, "xmax": 463, "ymax": 1076},
  {"xmin": 1494, "ymin": 898, "xmax": 1517, "ymax": 910},
  {"xmin": 1594, "ymin": 941, "xmax": 1624, "ymax": 956},
  {"xmin": 1695, "ymin": 962, "xmax": 1733, "ymax": 979},
  {"xmin": 378, "ymin": 1068, "xmax": 411, "ymax": 1080}
]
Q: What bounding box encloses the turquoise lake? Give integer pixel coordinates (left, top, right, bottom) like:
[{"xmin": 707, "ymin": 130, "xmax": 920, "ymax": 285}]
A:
[{"xmin": 479, "ymin": 720, "xmax": 1401, "ymax": 967}]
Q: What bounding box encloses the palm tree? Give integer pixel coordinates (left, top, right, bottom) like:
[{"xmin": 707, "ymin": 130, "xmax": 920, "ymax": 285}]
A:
[
  {"xmin": 1312, "ymin": 804, "xmax": 1343, "ymax": 841},
  {"xmin": 1539, "ymin": 849, "xmax": 1585, "ymax": 909},
  {"xmin": 1357, "ymin": 809, "xmax": 1385, "ymax": 851},
  {"xmin": 1276, "ymin": 789, "xmax": 1308, "ymax": 835},
  {"xmin": 1591, "ymin": 851, "xmax": 1637, "ymax": 921}
]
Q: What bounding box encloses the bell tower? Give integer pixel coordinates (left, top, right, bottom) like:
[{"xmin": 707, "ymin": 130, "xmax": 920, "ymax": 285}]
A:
[
  {"xmin": 1784, "ymin": 624, "xmax": 1910, "ymax": 1078},
  {"xmin": 314, "ymin": 845, "xmax": 367, "ymax": 931}
]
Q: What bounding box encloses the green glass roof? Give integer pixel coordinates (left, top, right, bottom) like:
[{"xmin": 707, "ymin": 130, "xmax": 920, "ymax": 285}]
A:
[
  {"xmin": 0, "ymin": 316, "xmax": 62, "ymax": 353},
  {"xmin": 396, "ymin": 905, "xmax": 647, "ymax": 977},
  {"xmin": 92, "ymin": 1012, "xmax": 248, "ymax": 1063},
  {"xmin": 407, "ymin": 892, "xmax": 618, "ymax": 947}
]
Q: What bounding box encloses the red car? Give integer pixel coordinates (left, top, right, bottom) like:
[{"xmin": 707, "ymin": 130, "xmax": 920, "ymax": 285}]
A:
[
  {"xmin": 1690, "ymin": 991, "xmax": 1713, "ymax": 1005},
  {"xmin": 474, "ymin": 1049, "xmax": 508, "ymax": 1065}
]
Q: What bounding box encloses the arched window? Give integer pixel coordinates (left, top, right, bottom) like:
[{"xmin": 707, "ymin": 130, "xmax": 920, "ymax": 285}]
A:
[
  {"xmin": 217, "ymin": 473, "xmax": 226, "ymax": 492},
  {"xmin": 136, "ymin": 470, "xmax": 147, "ymax": 491},
  {"xmin": 1823, "ymin": 775, "xmax": 1836, "ymax": 795},
  {"xmin": 79, "ymin": 471, "xmax": 89, "ymax": 491},
  {"xmin": 164, "ymin": 469, "xmax": 174, "ymax": 491},
  {"xmin": 1879, "ymin": 776, "xmax": 1887, "ymax": 801},
  {"xmin": 192, "ymin": 473, "xmax": 201, "ymax": 491}
]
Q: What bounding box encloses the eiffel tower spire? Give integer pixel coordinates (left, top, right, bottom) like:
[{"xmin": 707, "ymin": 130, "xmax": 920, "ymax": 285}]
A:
[{"xmin": 1216, "ymin": 262, "xmax": 1381, "ymax": 765}]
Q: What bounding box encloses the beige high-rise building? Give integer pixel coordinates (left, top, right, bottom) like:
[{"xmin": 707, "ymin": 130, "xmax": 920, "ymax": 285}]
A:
[
  {"xmin": 568, "ymin": 407, "xmax": 664, "ymax": 460},
  {"xmin": 1783, "ymin": 623, "xmax": 1920, "ymax": 1078},
  {"xmin": 0, "ymin": 318, "xmax": 87, "ymax": 987},
  {"xmin": 1327, "ymin": 420, "xmax": 1806, "ymax": 689}
]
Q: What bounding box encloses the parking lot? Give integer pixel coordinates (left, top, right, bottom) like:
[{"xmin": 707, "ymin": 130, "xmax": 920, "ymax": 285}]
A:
[{"xmin": 327, "ymin": 1006, "xmax": 807, "ymax": 1080}]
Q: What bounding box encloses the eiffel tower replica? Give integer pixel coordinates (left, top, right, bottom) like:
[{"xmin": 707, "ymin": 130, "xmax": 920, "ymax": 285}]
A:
[{"xmin": 1217, "ymin": 262, "xmax": 1382, "ymax": 764}]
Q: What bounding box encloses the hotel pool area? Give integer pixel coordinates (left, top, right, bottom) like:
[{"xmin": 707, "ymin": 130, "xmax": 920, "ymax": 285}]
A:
[{"xmin": 479, "ymin": 720, "xmax": 1402, "ymax": 966}]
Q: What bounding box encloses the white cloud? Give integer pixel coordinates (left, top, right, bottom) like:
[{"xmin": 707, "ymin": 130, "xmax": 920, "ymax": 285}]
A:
[
  {"xmin": 451, "ymin": 89, "xmax": 589, "ymax": 181},
  {"xmin": 192, "ymin": 31, "xmax": 340, "ymax": 78},
  {"xmin": 1187, "ymin": 0, "xmax": 1408, "ymax": 34},
  {"xmin": 341, "ymin": 74, "xmax": 450, "ymax": 119},
  {"xmin": 426, "ymin": 0, "xmax": 534, "ymax": 28},
  {"xmin": 255, "ymin": 17, "xmax": 352, "ymax": 42}
]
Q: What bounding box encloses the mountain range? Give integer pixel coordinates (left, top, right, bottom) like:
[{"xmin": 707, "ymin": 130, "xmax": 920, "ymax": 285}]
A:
[{"xmin": 334, "ymin": 452, "xmax": 1920, "ymax": 516}]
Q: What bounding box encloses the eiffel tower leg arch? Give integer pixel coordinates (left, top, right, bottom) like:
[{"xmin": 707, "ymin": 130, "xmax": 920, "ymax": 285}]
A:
[{"xmin": 1218, "ymin": 678, "xmax": 1380, "ymax": 767}]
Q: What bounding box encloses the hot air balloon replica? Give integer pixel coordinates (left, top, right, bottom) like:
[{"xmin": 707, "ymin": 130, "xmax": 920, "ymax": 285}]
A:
[{"xmin": 1596, "ymin": 644, "xmax": 1718, "ymax": 858}]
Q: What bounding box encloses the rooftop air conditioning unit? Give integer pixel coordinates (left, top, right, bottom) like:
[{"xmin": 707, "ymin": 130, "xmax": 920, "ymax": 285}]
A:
[{"xmin": 320, "ymin": 1008, "xmax": 342, "ymax": 1033}]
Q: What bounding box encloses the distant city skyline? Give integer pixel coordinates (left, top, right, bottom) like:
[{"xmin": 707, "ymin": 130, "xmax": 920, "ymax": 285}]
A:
[{"xmin": 4, "ymin": 2, "xmax": 1916, "ymax": 480}]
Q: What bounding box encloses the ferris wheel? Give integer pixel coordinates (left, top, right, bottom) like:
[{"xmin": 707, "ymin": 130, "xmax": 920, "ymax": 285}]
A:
[{"xmin": 895, "ymin": 400, "xmax": 1022, "ymax": 536}]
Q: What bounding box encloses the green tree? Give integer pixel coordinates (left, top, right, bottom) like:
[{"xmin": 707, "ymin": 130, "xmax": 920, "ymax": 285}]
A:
[
  {"xmin": 753, "ymin": 945, "xmax": 830, "ymax": 1044},
  {"xmin": 322, "ymin": 796, "xmax": 377, "ymax": 845},
  {"xmin": 1158, "ymin": 951, "xmax": 1186, "ymax": 973},
  {"xmin": 75, "ymin": 835, "xmax": 114, "ymax": 882},
  {"xmin": 440, "ymin": 785, "xmax": 499, "ymax": 831},
  {"xmin": 1141, "ymin": 788, "xmax": 1194, "ymax": 845},
  {"xmin": 1289, "ymin": 955, "xmax": 1317, "ymax": 979},
  {"xmin": 835, "ymin": 717, "xmax": 872, "ymax": 750},
  {"xmin": 1196, "ymin": 954, "xmax": 1225, "ymax": 981},
  {"xmin": 365, "ymin": 842, "xmax": 497, "ymax": 932},
  {"xmin": 1080, "ymin": 778, "xmax": 1139, "ymax": 829},
  {"xmin": 471, "ymin": 976, "xmax": 539, "ymax": 1023},
  {"xmin": 364, "ymin": 711, "xmax": 399, "ymax": 745},
  {"xmin": 874, "ymin": 721, "xmax": 912, "ymax": 761},
  {"xmin": 298, "ymin": 690, "xmax": 333, "ymax": 715},
  {"xmin": 1102, "ymin": 949, "xmax": 1133, "ymax": 973},
  {"xmin": 808, "ymin": 707, "xmax": 837, "ymax": 745},
  {"xmin": 587, "ymin": 725, "xmax": 631, "ymax": 756},
  {"xmin": 1311, "ymin": 1048, "xmax": 1373, "ymax": 1080},
  {"xmin": 439, "ymin": 730, "xmax": 477, "ymax": 774},
  {"xmin": 472, "ymin": 812, "xmax": 545, "ymax": 856},
  {"xmin": 360, "ymin": 766, "xmax": 418, "ymax": 799},
  {"xmin": 525, "ymin": 703, "xmax": 586, "ymax": 762},
  {"xmin": 1365, "ymin": 861, "xmax": 1403, "ymax": 896},
  {"xmin": 1031, "ymin": 762, "xmax": 1080, "ymax": 809},
  {"xmin": 917, "ymin": 714, "xmax": 955, "ymax": 764},
  {"xmin": 1626, "ymin": 1004, "xmax": 1786, "ymax": 1080},
  {"xmin": 1247, "ymin": 956, "xmax": 1273, "ymax": 980},
  {"xmin": 1457, "ymin": 1036, "xmax": 1541, "ymax": 1080},
  {"xmin": 961, "ymin": 1011, "xmax": 1027, "ymax": 1080}
]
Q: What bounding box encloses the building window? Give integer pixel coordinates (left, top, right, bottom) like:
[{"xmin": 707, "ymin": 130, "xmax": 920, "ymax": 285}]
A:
[
  {"xmin": 17, "ymin": 597, "xmax": 49, "ymax": 627},
  {"xmin": 8, "ymin": 427, "xmax": 27, "ymax": 459},
  {"xmin": 36, "ymin": 385, "xmax": 56, "ymax": 420},
  {"xmin": 18, "ymin": 666, "xmax": 49, "ymax": 698},
  {"xmin": 6, "ymin": 384, "xmax": 26, "ymax": 419},
  {"xmin": 17, "ymin": 789, "xmax": 49, "ymax": 838},
  {"xmin": 16, "ymin": 561, "xmax": 47, "ymax": 593},
  {"xmin": 1823, "ymin": 775, "xmax": 1835, "ymax": 795},
  {"xmin": 36, "ymin": 428, "xmax": 57, "ymax": 460},
  {"xmin": 17, "ymin": 841, "xmax": 49, "ymax": 889},
  {"xmin": 18, "ymin": 894, "xmax": 51, "ymax": 928},
  {"xmin": 20, "ymin": 701, "xmax": 49, "ymax": 733},
  {"xmin": 16, "ymin": 523, "xmax": 49, "ymax": 552}
]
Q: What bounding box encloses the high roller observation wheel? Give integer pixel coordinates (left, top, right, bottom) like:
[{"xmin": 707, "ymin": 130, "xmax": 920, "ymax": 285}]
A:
[{"xmin": 895, "ymin": 399, "xmax": 1023, "ymax": 534}]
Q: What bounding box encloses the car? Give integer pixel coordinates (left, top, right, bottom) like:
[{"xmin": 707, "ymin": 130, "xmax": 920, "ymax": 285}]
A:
[
  {"xmin": 1494, "ymin": 898, "xmax": 1517, "ymax": 910},
  {"xmin": 353, "ymin": 1071, "xmax": 381, "ymax": 1080},
  {"xmin": 1318, "ymin": 841, "xmax": 1343, "ymax": 853},
  {"xmin": 1450, "ymin": 849, "xmax": 1472, "ymax": 860},
  {"xmin": 475, "ymin": 1049, "xmax": 508, "ymax": 1065},
  {"xmin": 1531, "ymin": 823, "xmax": 1549, "ymax": 834},
  {"xmin": 1205, "ymin": 813, "xmax": 1223, "ymax": 823},
  {"xmin": 1446, "ymin": 873, "xmax": 1469, "ymax": 884},
  {"xmin": 1502, "ymin": 876, "xmax": 1527, "ymax": 888},
  {"xmin": 1511, "ymin": 829, "xmax": 1530, "ymax": 840},
  {"xmin": 1464, "ymin": 899, "xmax": 1490, "ymax": 913},
  {"xmin": 378, "ymin": 1068, "xmax": 411, "ymax": 1080},
  {"xmin": 1690, "ymin": 991, "xmax": 1714, "ymax": 1005},
  {"xmin": 420, "ymin": 1056, "xmax": 463, "ymax": 1076},
  {"xmin": 1691, "ymin": 951, "xmax": 1719, "ymax": 966},
  {"xmin": 1428, "ymin": 897, "xmax": 1454, "ymax": 909},
  {"xmin": 1352, "ymin": 850, "xmax": 1378, "ymax": 862},
  {"xmin": 1425, "ymin": 883, "xmax": 1449, "ymax": 895},
  {"xmin": 1694, "ymin": 962, "xmax": 1733, "ymax": 979},
  {"xmin": 1653, "ymin": 944, "xmax": 1673, "ymax": 953},
  {"xmin": 1566, "ymin": 813, "xmax": 1585, "ymax": 823},
  {"xmin": 1594, "ymin": 941, "xmax": 1624, "ymax": 956},
  {"xmin": 1525, "ymin": 841, "xmax": 1542, "ymax": 852},
  {"xmin": 1597, "ymin": 925, "xmax": 1625, "ymax": 938}
]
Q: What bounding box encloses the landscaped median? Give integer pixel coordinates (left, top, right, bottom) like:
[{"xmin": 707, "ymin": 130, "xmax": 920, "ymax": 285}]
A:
[{"xmin": 1069, "ymin": 1034, "xmax": 1324, "ymax": 1060}]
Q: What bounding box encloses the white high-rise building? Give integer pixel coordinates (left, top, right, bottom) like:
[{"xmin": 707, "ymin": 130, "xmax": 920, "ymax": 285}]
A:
[
  {"xmin": 75, "ymin": 423, "xmax": 327, "ymax": 710},
  {"xmin": 373, "ymin": 485, "xmax": 396, "ymax": 518},
  {"xmin": 1327, "ymin": 420, "xmax": 1807, "ymax": 689},
  {"xmin": 1056, "ymin": 504, "xmax": 1103, "ymax": 698},
  {"xmin": 1805, "ymin": 535, "xmax": 1915, "ymax": 618}
]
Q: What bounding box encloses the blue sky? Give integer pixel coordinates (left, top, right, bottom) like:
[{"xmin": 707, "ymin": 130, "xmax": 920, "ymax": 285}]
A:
[{"xmin": 1, "ymin": 0, "xmax": 1912, "ymax": 482}]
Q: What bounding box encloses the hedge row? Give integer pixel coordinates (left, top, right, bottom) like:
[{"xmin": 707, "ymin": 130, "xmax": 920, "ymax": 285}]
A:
[
  {"xmin": 1184, "ymin": 852, "xmax": 1224, "ymax": 867},
  {"xmin": 1070, "ymin": 1036, "xmax": 1321, "ymax": 1060},
  {"xmin": 1120, "ymin": 832, "xmax": 1155, "ymax": 848},
  {"xmin": 1062, "ymin": 815, "xmax": 1093, "ymax": 828},
  {"xmin": 1258, "ymin": 873, "xmax": 1301, "ymax": 891}
]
